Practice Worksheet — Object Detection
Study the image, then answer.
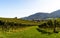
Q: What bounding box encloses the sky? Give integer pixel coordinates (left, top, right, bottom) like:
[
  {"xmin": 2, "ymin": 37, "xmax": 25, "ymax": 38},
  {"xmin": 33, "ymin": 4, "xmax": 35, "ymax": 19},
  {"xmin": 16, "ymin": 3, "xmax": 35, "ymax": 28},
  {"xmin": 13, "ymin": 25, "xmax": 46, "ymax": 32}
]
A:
[{"xmin": 0, "ymin": 0, "xmax": 60, "ymax": 18}]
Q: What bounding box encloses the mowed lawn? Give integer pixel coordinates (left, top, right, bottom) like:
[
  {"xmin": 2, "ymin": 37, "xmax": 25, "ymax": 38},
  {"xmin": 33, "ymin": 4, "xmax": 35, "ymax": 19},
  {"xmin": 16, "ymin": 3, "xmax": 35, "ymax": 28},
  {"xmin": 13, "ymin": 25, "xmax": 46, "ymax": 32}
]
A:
[{"xmin": 0, "ymin": 26, "xmax": 60, "ymax": 38}]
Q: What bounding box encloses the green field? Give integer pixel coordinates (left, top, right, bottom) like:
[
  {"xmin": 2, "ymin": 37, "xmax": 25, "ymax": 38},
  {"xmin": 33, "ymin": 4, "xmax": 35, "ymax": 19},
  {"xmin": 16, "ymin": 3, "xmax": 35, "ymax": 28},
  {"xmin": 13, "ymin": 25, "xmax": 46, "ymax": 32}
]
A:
[
  {"xmin": 0, "ymin": 18, "xmax": 60, "ymax": 38},
  {"xmin": 0, "ymin": 26, "xmax": 60, "ymax": 38}
]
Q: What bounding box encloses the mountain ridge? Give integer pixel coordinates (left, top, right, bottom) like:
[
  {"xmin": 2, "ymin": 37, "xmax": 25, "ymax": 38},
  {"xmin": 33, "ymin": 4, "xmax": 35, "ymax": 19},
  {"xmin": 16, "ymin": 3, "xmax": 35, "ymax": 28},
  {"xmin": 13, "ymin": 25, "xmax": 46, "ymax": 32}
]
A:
[{"xmin": 22, "ymin": 10, "xmax": 60, "ymax": 20}]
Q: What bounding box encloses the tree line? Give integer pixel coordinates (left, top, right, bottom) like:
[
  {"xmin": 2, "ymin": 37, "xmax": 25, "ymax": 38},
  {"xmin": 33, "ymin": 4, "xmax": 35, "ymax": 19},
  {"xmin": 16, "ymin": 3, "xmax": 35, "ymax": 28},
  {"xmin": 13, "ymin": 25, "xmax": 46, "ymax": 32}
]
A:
[
  {"xmin": 38, "ymin": 20, "xmax": 60, "ymax": 33},
  {"xmin": 0, "ymin": 20, "xmax": 32, "ymax": 31}
]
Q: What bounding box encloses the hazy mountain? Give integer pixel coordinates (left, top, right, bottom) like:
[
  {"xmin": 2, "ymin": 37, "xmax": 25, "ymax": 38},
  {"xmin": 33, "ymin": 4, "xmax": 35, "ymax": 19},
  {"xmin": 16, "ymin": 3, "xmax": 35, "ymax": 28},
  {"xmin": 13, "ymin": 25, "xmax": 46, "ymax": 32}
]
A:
[
  {"xmin": 22, "ymin": 12, "xmax": 49, "ymax": 20},
  {"xmin": 50, "ymin": 10, "xmax": 60, "ymax": 18},
  {"xmin": 22, "ymin": 10, "xmax": 60, "ymax": 20}
]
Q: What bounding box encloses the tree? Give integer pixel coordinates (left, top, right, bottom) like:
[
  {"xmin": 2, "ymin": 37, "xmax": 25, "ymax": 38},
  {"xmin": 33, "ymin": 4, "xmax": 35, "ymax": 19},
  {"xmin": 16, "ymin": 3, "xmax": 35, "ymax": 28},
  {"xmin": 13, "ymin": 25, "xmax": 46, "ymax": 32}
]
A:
[
  {"xmin": 47, "ymin": 20, "xmax": 53, "ymax": 27},
  {"xmin": 53, "ymin": 20, "xmax": 58, "ymax": 33},
  {"xmin": 14, "ymin": 17, "xmax": 17, "ymax": 19}
]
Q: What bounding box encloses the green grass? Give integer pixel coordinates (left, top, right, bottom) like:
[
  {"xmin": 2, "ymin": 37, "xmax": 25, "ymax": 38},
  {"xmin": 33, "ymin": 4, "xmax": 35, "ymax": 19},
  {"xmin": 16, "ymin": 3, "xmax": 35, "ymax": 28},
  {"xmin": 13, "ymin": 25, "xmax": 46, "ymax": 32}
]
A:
[
  {"xmin": 0, "ymin": 18, "xmax": 60, "ymax": 38},
  {"xmin": 0, "ymin": 26, "xmax": 60, "ymax": 38}
]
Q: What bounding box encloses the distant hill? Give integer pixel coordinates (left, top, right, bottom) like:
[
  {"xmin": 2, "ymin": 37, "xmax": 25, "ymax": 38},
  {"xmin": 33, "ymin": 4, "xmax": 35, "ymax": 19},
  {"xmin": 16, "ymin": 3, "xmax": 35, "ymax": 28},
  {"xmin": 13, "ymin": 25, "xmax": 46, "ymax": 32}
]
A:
[
  {"xmin": 22, "ymin": 13, "xmax": 49, "ymax": 20},
  {"xmin": 22, "ymin": 10, "xmax": 60, "ymax": 20},
  {"xmin": 50, "ymin": 10, "xmax": 60, "ymax": 18}
]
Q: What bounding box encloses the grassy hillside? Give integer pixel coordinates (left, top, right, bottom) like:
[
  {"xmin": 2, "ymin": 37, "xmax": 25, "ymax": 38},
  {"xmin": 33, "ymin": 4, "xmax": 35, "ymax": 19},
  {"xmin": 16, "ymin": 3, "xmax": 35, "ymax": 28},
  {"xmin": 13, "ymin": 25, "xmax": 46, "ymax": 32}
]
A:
[
  {"xmin": 0, "ymin": 17, "xmax": 42, "ymax": 25},
  {"xmin": 0, "ymin": 17, "xmax": 60, "ymax": 38},
  {"xmin": 0, "ymin": 17, "xmax": 44, "ymax": 32}
]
